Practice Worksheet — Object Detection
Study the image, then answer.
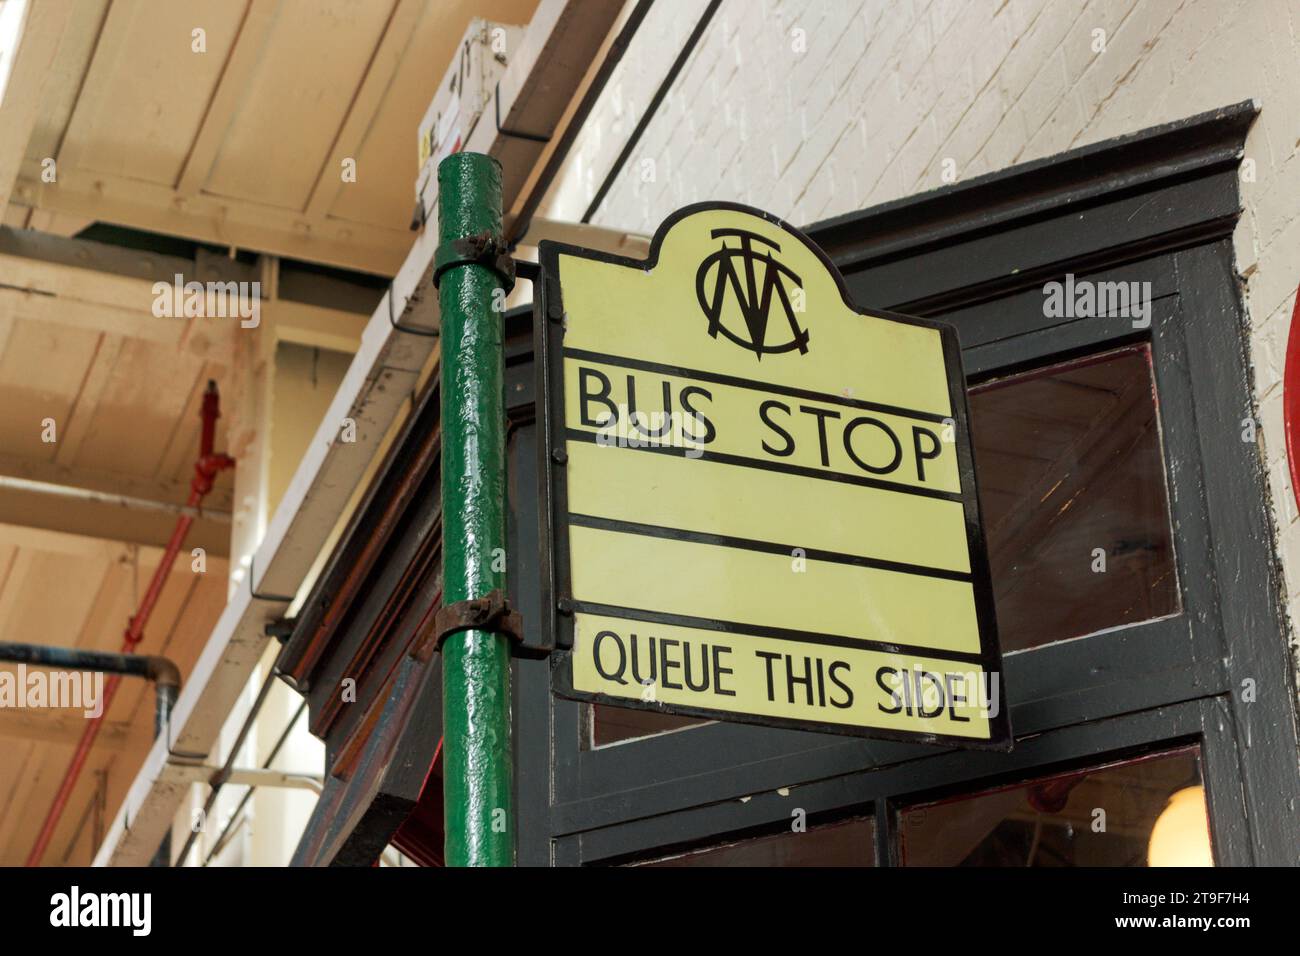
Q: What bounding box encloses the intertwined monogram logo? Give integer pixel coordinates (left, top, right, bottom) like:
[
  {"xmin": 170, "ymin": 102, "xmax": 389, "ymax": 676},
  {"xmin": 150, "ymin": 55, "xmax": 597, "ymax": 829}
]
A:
[{"xmin": 695, "ymin": 228, "xmax": 809, "ymax": 359}]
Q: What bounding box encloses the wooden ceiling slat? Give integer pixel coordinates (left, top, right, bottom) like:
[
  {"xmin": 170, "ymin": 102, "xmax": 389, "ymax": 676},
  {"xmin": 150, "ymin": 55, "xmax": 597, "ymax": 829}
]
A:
[
  {"xmin": 203, "ymin": 0, "xmax": 398, "ymax": 212},
  {"xmin": 176, "ymin": 0, "xmax": 276, "ymax": 196},
  {"xmin": 0, "ymin": 741, "xmax": 42, "ymax": 862},
  {"xmin": 0, "ymin": 0, "xmax": 76, "ymax": 211},
  {"xmin": 54, "ymin": 332, "xmax": 122, "ymax": 467},
  {"xmin": 63, "ymin": 0, "xmax": 245, "ymax": 186},
  {"xmin": 72, "ymin": 336, "xmax": 213, "ymax": 480},
  {"xmin": 303, "ymin": 0, "xmax": 424, "ymax": 219},
  {"xmin": 0, "ymin": 318, "xmax": 100, "ymax": 462}
]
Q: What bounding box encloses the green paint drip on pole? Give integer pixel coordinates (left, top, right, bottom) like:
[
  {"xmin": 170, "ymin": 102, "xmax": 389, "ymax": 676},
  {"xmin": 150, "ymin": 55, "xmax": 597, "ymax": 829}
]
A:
[{"xmin": 437, "ymin": 152, "xmax": 514, "ymax": 867}]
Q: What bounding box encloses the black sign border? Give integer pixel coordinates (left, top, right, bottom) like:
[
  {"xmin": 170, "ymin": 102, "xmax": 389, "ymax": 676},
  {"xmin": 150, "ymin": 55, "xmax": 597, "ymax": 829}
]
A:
[{"xmin": 534, "ymin": 201, "xmax": 1012, "ymax": 751}]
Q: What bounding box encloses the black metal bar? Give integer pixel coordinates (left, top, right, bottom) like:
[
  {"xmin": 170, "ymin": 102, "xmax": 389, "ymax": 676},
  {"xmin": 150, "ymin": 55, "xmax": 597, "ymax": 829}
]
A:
[
  {"xmin": 874, "ymin": 798, "xmax": 895, "ymax": 867},
  {"xmin": 150, "ymin": 681, "xmax": 178, "ymax": 867},
  {"xmin": 173, "ymin": 664, "xmax": 280, "ymax": 866},
  {"xmin": 0, "ymin": 641, "xmax": 179, "ymax": 691},
  {"xmin": 493, "ymin": 83, "xmax": 551, "ymax": 144},
  {"xmin": 580, "ymin": 0, "xmax": 723, "ymax": 224},
  {"xmin": 507, "ymin": 0, "xmax": 656, "ymax": 246},
  {"xmin": 0, "ymin": 641, "xmax": 181, "ymax": 866},
  {"xmin": 0, "ymin": 641, "xmax": 151, "ymax": 677},
  {"xmin": 203, "ymin": 696, "xmax": 309, "ymax": 866}
]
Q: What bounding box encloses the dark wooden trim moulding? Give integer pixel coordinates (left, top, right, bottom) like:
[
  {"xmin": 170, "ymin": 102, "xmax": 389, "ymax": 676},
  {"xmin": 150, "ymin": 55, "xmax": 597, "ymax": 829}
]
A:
[{"xmin": 809, "ymin": 100, "xmax": 1258, "ymax": 316}]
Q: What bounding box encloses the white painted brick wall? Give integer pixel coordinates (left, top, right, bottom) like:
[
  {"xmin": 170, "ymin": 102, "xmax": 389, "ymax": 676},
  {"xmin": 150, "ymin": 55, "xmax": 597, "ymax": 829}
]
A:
[{"xmin": 543, "ymin": 0, "xmax": 1300, "ymax": 696}]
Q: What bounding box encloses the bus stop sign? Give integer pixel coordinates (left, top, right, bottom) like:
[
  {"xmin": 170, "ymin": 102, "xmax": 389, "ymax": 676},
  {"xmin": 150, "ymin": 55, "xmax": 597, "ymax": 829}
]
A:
[{"xmin": 535, "ymin": 202, "xmax": 1010, "ymax": 749}]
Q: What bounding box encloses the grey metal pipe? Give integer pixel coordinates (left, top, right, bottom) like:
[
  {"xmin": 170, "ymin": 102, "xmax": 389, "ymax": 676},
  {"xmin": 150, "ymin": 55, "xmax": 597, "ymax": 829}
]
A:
[
  {"xmin": 0, "ymin": 641, "xmax": 181, "ymax": 866},
  {"xmin": 150, "ymin": 680, "xmax": 178, "ymax": 868}
]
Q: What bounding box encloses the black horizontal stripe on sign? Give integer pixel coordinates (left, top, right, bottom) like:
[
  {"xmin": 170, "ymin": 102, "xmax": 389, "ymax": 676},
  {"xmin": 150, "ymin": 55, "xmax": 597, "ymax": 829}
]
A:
[
  {"xmin": 570, "ymin": 513, "xmax": 972, "ymax": 582},
  {"xmin": 564, "ymin": 428, "xmax": 963, "ymax": 502},
  {"xmin": 563, "ymin": 347, "xmax": 952, "ymax": 424},
  {"xmin": 571, "ymin": 602, "xmax": 987, "ymax": 666}
]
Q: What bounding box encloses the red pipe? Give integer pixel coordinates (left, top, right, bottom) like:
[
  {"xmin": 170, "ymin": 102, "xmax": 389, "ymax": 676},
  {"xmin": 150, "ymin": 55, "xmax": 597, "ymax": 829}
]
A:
[
  {"xmin": 26, "ymin": 381, "xmax": 234, "ymax": 866},
  {"xmin": 1284, "ymin": 286, "xmax": 1300, "ymax": 516}
]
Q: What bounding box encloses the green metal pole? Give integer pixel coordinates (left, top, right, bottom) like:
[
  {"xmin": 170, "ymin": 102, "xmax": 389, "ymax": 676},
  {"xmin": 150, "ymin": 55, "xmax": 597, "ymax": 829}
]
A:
[{"xmin": 436, "ymin": 152, "xmax": 514, "ymax": 867}]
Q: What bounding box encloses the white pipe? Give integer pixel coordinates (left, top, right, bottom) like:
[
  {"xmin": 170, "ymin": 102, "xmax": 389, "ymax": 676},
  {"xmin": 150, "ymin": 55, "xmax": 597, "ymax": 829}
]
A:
[
  {"xmin": 170, "ymin": 764, "xmax": 323, "ymax": 793},
  {"xmin": 0, "ymin": 475, "xmax": 231, "ymax": 522}
]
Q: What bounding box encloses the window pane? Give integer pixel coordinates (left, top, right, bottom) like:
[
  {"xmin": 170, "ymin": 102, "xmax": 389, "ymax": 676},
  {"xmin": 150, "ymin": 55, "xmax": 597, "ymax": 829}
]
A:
[
  {"xmin": 638, "ymin": 815, "xmax": 875, "ymax": 866},
  {"xmin": 899, "ymin": 747, "xmax": 1208, "ymax": 866},
  {"xmin": 970, "ymin": 345, "xmax": 1179, "ymax": 652},
  {"xmin": 589, "ymin": 705, "xmax": 706, "ymax": 748}
]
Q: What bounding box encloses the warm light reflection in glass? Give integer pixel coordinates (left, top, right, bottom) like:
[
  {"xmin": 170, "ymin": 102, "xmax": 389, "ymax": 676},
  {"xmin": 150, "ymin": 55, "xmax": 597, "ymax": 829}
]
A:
[{"xmin": 1147, "ymin": 785, "xmax": 1213, "ymax": 867}]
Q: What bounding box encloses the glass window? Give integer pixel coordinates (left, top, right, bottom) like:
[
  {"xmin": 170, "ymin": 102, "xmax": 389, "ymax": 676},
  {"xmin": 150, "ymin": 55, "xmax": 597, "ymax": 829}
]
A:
[
  {"xmin": 589, "ymin": 705, "xmax": 706, "ymax": 749},
  {"xmin": 969, "ymin": 345, "xmax": 1180, "ymax": 652},
  {"xmin": 637, "ymin": 815, "xmax": 875, "ymax": 866},
  {"xmin": 898, "ymin": 746, "xmax": 1208, "ymax": 866}
]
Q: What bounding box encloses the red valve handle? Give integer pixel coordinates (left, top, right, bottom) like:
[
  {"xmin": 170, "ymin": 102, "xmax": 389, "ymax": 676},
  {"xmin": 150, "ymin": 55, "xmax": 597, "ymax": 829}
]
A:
[{"xmin": 1285, "ymin": 286, "xmax": 1300, "ymax": 515}]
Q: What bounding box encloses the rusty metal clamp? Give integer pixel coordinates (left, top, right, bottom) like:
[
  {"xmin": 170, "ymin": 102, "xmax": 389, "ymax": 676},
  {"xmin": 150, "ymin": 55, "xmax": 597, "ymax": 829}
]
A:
[
  {"xmin": 415, "ymin": 589, "xmax": 524, "ymax": 661},
  {"xmin": 433, "ymin": 232, "xmax": 516, "ymax": 292}
]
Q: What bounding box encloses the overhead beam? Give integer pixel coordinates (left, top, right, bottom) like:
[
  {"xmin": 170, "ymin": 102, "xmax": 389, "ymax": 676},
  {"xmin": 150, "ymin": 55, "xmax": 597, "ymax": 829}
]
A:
[
  {"xmin": 8, "ymin": 174, "xmax": 411, "ymax": 276},
  {"xmin": 0, "ymin": 475, "xmax": 229, "ymax": 523},
  {"xmin": 0, "ymin": 521, "xmax": 159, "ymax": 561},
  {"xmin": 0, "ymin": 225, "xmax": 249, "ymax": 355},
  {"xmin": 0, "ymin": 227, "xmax": 377, "ymax": 354},
  {"xmin": 0, "ymin": 477, "xmax": 231, "ymax": 558},
  {"xmin": 0, "ymin": 452, "xmax": 234, "ymax": 514},
  {"xmin": 22, "ymin": 209, "xmax": 93, "ymax": 236},
  {"xmin": 0, "ymin": 287, "xmax": 204, "ymax": 351},
  {"xmin": 0, "ymin": 225, "xmax": 215, "ymax": 308},
  {"xmin": 273, "ymin": 299, "xmax": 368, "ymax": 354}
]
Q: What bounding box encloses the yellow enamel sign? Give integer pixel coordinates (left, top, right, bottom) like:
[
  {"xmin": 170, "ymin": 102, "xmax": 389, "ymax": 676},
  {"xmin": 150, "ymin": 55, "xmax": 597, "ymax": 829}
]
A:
[{"xmin": 536, "ymin": 203, "xmax": 1009, "ymax": 748}]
